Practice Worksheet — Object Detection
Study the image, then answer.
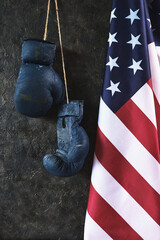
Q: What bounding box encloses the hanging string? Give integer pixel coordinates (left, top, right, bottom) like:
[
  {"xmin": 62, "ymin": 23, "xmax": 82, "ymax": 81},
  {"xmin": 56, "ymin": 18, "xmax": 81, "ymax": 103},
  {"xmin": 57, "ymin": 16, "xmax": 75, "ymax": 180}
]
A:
[
  {"xmin": 54, "ymin": 0, "xmax": 69, "ymax": 104},
  {"xmin": 43, "ymin": 0, "xmax": 69, "ymax": 103},
  {"xmin": 43, "ymin": 0, "xmax": 51, "ymax": 41}
]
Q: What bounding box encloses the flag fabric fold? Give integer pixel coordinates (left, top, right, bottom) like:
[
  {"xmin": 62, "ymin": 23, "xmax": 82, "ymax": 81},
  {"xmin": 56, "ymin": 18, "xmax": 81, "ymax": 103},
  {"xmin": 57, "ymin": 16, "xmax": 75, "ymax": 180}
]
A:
[{"xmin": 84, "ymin": 0, "xmax": 160, "ymax": 239}]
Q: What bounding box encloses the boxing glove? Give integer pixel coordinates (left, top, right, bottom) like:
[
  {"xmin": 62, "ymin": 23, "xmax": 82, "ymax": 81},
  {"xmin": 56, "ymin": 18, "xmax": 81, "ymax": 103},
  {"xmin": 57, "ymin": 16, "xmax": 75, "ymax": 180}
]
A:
[
  {"xmin": 43, "ymin": 101, "xmax": 89, "ymax": 177},
  {"xmin": 14, "ymin": 40, "xmax": 65, "ymax": 117}
]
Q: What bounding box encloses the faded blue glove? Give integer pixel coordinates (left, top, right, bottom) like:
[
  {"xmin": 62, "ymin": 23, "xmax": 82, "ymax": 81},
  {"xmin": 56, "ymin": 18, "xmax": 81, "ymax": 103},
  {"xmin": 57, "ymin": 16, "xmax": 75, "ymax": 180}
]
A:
[
  {"xmin": 14, "ymin": 40, "xmax": 65, "ymax": 118},
  {"xmin": 43, "ymin": 101, "xmax": 89, "ymax": 177}
]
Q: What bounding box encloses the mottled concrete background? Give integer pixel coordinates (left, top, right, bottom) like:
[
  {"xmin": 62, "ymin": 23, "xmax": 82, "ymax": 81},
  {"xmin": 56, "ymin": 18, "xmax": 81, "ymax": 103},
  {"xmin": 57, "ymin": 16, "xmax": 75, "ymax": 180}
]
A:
[{"xmin": 0, "ymin": 0, "xmax": 112, "ymax": 239}]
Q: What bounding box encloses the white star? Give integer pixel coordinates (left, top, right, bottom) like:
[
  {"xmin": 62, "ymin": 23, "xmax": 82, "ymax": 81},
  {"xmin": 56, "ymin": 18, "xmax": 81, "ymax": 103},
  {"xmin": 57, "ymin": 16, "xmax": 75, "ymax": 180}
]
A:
[
  {"xmin": 128, "ymin": 59, "xmax": 143, "ymax": 74},
  {"xmin": 108, "ymin": 32, "xmax": 118, "ymax": 47},
  {"xmin": 147, "ymin": 19, "xmax": 155, "ymax": 31},
  {"xmin": 147, "ymin": 18, "xmax": 152, "ymax": 28},
  {"xmin": 127, "ymin": 34, "xmax": 141, "ymax": 49},
  {"xmin": 110, "ymin": 8, "xmax": 117, "ymax": 22},
  {"xmin": 106, "ymin": 80, "xmax": 121, "ymax": 96},
  {"xmin": 106, "ymin": 56, "xmax": 119, "ymax": 71},
  {"xmin": 125, "ymin": 9, "xmax": 140, "ymax": 24}
]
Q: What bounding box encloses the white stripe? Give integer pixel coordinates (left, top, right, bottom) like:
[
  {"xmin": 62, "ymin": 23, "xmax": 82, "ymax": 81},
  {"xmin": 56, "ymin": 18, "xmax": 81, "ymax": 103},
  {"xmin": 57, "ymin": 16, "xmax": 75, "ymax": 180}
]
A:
[
  {"xmin": 156, "ymin": 46, "xmax": 160, "ymax": 64},
  {"xmin": 131, "ymin": 83, "xmax": 157, "ymax": 128},
  {"xmin": 148, "ymin": 43, "xmax": 160, "ymax": 104},
  {"xmin": 98, "ymin": 98, "xmax": 160, "ymax": 194},
  {"xmin": 84, "ymin": 211, "xmax": 113, "ymax": 240},
  {"xmin": 91, "ymin": 155, "xmax": 160, "ymax": 240}
]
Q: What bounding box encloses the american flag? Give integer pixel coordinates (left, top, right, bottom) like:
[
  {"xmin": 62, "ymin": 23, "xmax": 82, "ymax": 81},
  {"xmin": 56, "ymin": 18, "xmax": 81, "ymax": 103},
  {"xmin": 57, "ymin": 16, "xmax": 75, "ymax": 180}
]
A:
[{"xmin": 84, "ymin": 0, "xmax": 160, "ymax": 239}]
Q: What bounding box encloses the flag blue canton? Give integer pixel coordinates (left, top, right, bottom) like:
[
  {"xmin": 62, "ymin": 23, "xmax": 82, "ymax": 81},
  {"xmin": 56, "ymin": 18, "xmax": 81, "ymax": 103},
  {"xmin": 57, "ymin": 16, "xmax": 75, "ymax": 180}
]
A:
[
  {"xmin": 148, "ymin": 0, "xmax": 160, "ymax": 45},
  {"xmin": 102, "ymin": 0, "xmax": 155, "ymax": 113}
]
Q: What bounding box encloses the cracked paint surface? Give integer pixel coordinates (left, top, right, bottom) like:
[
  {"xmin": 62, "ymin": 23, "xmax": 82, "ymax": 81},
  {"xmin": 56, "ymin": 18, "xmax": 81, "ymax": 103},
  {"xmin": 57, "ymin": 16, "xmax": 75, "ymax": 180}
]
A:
[{"xmin": 0, "ymin": 0, "xmax": 112, "ymax": 239}]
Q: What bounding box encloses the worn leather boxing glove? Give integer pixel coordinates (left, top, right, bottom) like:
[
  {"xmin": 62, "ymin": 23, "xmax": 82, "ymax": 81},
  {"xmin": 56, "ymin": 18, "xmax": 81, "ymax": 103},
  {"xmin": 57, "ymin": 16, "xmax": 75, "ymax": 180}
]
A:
[
  {"xmin": 14, "ymin": 40, "xmax": 65, "ymax": 117},
  {"xmin": 43, "ymin": 101, "xmax": 89, "ymax": 177}
]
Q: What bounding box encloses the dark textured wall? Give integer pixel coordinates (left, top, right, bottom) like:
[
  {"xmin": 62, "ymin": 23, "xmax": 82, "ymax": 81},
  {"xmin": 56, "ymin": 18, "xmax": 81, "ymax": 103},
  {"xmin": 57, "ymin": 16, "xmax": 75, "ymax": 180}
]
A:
[{"xmin": 0, "ymin": 0, "xmax": 112, "ymax": 239}]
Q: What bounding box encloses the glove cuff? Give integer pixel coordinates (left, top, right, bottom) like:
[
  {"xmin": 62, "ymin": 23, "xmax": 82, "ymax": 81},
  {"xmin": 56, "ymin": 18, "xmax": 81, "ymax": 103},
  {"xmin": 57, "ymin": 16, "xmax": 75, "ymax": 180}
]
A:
[
  {"xmin": 58, "ymin": 100, "xmax": 84, "ymax": 123},
  {"xmin": 22, "ymin": 39, "xmax": 56, "ymax": 66}
]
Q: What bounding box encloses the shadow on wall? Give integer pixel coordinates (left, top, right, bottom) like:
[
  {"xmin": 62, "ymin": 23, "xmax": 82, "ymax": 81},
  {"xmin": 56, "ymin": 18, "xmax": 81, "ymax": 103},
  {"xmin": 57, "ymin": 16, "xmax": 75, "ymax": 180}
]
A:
[{"xmin": 45, "ymin": 47, "xmax": 101, "ymax": 176}]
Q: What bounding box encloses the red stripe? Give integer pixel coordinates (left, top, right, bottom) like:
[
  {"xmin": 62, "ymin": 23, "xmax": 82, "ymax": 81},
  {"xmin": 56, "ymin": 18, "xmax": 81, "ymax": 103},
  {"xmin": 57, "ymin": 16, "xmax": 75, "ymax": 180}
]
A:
[
  {"xmin": 154, "ymin": 96, "xmax": 160, "ymax": 157},
  {"xmin": 147, "ymin": 80, "xmax": 160, "ymax": 158},
  {"xmin": 87, "ymin": 183, "xmax": 143, "ymax": 240},
  {"xmin": 147, "ymin": 78, "xmax": 153, "ymax": 90},
  {"xmin": 95, "ymin": 127, "xmax": 160, "ymax": 225},
  {"xmin": 116, "ymin": 98, "xmax": 160, "ymax": 162}
]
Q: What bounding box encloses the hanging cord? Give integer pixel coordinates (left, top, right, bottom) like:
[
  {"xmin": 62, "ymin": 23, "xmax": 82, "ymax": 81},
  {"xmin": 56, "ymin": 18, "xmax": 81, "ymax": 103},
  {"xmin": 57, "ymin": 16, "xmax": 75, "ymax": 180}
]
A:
[
  {"xmin": 54, "ymin": 0, "xmax": 69, "ymax": 104},
  {"xmin": 43, "ymin": 0, "xmax": 69, "ymax": 103},
  {"xmin": 44, "ymin": 0, "xmax": 51, "ymax": 41}
]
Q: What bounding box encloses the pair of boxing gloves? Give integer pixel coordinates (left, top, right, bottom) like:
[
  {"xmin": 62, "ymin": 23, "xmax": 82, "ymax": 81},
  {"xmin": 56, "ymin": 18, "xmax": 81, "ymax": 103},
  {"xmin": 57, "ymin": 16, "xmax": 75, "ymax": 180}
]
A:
[{"xmin": 14, "ymin": 40, "xmax": 89, "ymax": 177}]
